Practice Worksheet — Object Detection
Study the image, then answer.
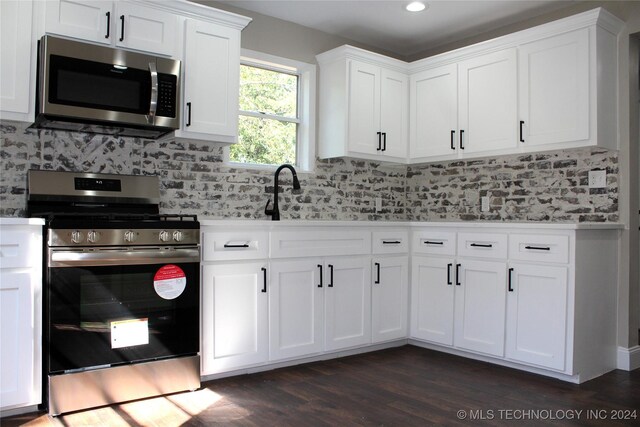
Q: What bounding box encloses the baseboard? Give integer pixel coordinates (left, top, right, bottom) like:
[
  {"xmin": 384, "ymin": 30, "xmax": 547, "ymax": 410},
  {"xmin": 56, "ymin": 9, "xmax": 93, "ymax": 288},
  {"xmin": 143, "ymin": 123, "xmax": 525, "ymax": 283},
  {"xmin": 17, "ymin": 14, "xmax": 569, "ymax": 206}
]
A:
[{"xmin": 616, "ymin": 345, "xmax": 640, "ymax": 371}]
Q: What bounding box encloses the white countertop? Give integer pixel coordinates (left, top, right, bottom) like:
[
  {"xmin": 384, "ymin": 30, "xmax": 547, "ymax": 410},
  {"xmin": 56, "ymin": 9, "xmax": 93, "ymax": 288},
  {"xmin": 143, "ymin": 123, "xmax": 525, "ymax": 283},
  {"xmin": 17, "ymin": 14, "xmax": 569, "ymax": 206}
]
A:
[
  {"xmin": 199, "ymin": 219, "xmax": 624, "ymax": 230},
  {"xmin": 0, "ymin": 218, "xmax": 45, "ymax": 226}
]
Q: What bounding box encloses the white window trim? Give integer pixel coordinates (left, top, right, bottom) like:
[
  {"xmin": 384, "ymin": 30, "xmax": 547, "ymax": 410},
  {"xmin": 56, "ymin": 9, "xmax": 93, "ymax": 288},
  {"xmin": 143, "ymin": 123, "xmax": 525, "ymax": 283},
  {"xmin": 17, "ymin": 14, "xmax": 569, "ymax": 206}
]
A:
[{"xmin": 224, "ymin": 49, "xmax": 316, "ymax": 173}]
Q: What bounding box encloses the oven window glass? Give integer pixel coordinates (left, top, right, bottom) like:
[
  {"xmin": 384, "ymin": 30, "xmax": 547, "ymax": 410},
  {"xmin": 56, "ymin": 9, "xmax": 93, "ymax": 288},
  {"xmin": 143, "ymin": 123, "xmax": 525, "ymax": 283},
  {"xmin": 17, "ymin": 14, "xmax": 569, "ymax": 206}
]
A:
[
  {"xmin": 48, "ymin": 55, "xmax": 150, "ymax": 114},
  {"xmin": 48, "ymin": 263, "xmax": 199, "ymax": 374}
]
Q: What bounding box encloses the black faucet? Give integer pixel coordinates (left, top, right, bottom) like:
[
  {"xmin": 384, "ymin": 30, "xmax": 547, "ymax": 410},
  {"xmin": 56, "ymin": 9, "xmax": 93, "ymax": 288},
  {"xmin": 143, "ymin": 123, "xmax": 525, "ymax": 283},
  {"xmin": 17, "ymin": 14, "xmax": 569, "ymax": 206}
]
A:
[{"xmin": 265, "ymin": 164, "xmax": 301, "ymax": 221}]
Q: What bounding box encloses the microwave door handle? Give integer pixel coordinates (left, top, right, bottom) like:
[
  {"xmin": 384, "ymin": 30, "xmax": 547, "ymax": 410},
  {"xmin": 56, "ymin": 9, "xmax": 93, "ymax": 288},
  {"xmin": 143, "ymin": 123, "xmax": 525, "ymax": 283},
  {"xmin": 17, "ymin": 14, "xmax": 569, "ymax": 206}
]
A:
[{"xmin": 147, "ymin": 62, "xmax": 158, "ymax": 124}]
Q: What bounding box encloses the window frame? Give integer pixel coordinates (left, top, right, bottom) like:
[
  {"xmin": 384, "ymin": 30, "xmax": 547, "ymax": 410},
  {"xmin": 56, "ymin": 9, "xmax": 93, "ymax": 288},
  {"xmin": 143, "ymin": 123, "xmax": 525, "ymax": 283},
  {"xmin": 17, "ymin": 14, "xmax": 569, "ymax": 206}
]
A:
[{"xmin": 225, "ymin": 49, "xmax": 316, "ymax": 172}]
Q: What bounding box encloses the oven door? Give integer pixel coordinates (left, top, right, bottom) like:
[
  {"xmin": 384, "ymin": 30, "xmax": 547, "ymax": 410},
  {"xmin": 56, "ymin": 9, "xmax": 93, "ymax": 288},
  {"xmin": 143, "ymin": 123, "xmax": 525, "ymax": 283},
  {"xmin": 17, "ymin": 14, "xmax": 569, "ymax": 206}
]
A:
[{"xmin": 46, "ymin": 246, "xmax": 199, "ymax": 374}]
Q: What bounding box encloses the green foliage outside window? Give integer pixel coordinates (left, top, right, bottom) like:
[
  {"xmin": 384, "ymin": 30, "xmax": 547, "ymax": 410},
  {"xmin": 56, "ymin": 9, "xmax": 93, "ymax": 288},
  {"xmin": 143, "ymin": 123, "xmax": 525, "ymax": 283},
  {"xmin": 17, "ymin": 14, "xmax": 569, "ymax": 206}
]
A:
[{"xmin": 230, "ymin": 64, "xmax": 298, "ymax": 166}]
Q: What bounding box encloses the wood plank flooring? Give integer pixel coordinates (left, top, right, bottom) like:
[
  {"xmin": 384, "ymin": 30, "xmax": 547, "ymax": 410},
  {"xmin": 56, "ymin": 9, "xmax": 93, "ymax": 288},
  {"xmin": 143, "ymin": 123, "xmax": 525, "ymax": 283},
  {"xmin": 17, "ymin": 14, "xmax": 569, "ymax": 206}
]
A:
[{"xmin": 3, "ymin": 345, "xmax": 639, "ymax": 426}]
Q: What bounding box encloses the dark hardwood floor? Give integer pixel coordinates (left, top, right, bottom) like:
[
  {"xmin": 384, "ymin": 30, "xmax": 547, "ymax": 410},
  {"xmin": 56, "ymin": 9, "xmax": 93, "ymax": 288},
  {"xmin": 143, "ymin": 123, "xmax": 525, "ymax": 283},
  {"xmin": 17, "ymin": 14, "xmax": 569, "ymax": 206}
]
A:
[{"xmin": 3, "ymin": 345, "xmax": 639, "ymax": 426}]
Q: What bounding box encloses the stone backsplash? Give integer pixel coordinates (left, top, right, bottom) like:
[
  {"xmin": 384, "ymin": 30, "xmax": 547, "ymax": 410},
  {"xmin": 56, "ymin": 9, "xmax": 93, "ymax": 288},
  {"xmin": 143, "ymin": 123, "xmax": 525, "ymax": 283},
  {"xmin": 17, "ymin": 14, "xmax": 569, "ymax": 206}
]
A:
[{"xmin": 0, "ymin": 120, "xmax": 618, "ymax": 222}]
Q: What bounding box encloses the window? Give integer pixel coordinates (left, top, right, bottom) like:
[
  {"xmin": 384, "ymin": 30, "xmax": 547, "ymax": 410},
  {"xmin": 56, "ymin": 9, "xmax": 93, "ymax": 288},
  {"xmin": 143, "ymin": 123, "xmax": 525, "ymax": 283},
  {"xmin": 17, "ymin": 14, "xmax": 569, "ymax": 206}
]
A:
[{"xmin": 227, "ymin": 50, "xmax": 315, "ymax": 171}]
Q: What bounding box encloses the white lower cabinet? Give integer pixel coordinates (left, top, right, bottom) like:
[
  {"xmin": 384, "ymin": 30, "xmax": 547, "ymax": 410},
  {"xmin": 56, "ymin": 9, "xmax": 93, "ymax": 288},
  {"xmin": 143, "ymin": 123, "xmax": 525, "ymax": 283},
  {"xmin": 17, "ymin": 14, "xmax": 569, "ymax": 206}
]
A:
[
  {"xmin": 505, "ymin": 263, "xmax": 568, "ymax": 371},
  {"xmin": 201, "ymin": 262, "xmax": 268, "ymax": 375},
  {"xmin": 0, "ymin": 223, "xmax": 42, "ymax": 411},
  {"xmin": 268, "ymin": 259, "xmax": 324, "ymax": 361},
  {"xmin": 372, "ymin": 256, "xmax": 408, "ymax": 343}
]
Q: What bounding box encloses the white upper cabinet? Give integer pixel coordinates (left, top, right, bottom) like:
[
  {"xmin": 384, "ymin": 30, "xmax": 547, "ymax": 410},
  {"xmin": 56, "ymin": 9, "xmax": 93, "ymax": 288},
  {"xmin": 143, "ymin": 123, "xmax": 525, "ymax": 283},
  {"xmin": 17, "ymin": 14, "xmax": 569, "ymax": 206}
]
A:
[
  {"xmin": 457, "ymin": 48, "xmax": 518, "ymax": 155},
  {"xmin": 409, "ymin": 64, "xmax": 458, "ymax": 160},
  {"xmin": 518, "ymin": 28, "xmax": 589, "ymax": 147},
  {"xmin": 176, "ymin": 19, "xmax": 242, "ymax": 143},
  {"xmin": 0, "ymin": 0, "xmax": 34, "ymax": 121},
  {"xmin": 317, "ymin": 46, "xmax": 408, "ymax": 163},
  {"xmin": 45, "ymin": 0, "xmax": 177, "ymax": 56}
]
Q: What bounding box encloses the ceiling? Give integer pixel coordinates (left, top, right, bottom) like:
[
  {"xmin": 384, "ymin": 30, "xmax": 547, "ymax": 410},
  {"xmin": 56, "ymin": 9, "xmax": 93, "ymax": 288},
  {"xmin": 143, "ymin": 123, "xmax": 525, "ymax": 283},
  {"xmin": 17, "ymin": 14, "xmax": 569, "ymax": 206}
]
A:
[{"xmin": 214, "ymin": 0, "xmax": 576, "ymax": 57}]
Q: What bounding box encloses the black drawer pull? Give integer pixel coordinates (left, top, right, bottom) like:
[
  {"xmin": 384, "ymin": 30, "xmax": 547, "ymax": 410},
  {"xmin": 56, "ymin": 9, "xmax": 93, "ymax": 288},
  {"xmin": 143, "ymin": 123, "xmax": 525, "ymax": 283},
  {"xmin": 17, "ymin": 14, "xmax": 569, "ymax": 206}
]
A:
[
  {"xmin": 460, "ymin": 129, "xmax": 465, "ymax": 149},
  {"xmin": 382, "ymin": 132, "xmax": 387, "ymax": 151},
  {"xmin": 105, "ymin": 12, "xmax": 111, "ymax": 39},
  {"xmin": 424, "ymin": 241, "xmax": 444, "ymax": 245},
  {"xmin": 119, "ymin": 15, "xmax": 125, "ymax": 42},
  {"xmin": 374, "ymin": 262, "xmax": 380, "ymax": 284},
  {"xmin": 470, "ymin": 243, "xmax": 493, "ymax": 248},
  {"xmin": 508, "ymin": 267, "xmax": 514, "ymax": 292},
  {"xmin": 224, "ymin": 244, "xmax": 249, "ymax": 248},
  {"xmin": 525, "ymin": 245, "xmax": 550, "ymax": 251},
  {"xmin": 519, "ymin": 120, "xmax": 525, "ymax": 143},
  {"xmin": 261, "ymin": 267, "xmax": 267, "ymax": 293},
  {"xmin": 382, "ymin": 240, "xmax": 401, "ymax": 245},
  {"xmin": 450, "ymin": 130, "xmax": 455, "ymax": 150},
  {"xmin": 186, "ymin": 102, "xmax": 192, "ymax": 127},
  {"xmin": 447, "ymin": 263, "xmax": 452, "ymax": 285},
  {"xmin": 317, "ymin": 264, "xmax": 323, "ymax": 288},
  {"xmin": 455, "ymin": 264, "xmax": 461, "ymax": 286},
  {"xmin": 328, "ymin": 264, "xmax": 334, "ymax": 288},
  {"xmin": 376, "ymin": 132, "xmax": 382, "ymax": 151}
]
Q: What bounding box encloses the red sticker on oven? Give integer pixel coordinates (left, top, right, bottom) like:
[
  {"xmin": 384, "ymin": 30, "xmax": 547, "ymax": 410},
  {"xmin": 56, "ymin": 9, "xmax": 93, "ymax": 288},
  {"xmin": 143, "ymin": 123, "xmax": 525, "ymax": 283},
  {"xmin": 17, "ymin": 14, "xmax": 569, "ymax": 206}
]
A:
[{"xmin": 154, "ymin": 264, "xmax": 186, "ymax": 300}]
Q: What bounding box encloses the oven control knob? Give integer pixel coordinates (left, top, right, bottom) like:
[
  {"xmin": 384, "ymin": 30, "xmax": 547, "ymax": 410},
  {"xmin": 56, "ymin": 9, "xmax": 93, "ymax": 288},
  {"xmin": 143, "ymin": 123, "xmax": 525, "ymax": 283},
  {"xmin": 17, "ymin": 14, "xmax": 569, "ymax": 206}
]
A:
[
  {"xmin": 87, "ymin": 230, "xmax": 99, "ymax": 243},
  {"xmin": 124, "ymin": 230, "xmax": 137, "ymax": 243},
  {"xmin": 159, "ymin": 230, "xmax": 170, "ymax": 242},
  {"xmin": 71, "ymin": 230, "xmax": 84, "ymax": 244},
  {"xmin": 173, "ymin": 230, "xmax": 184, "ymax": 242}
]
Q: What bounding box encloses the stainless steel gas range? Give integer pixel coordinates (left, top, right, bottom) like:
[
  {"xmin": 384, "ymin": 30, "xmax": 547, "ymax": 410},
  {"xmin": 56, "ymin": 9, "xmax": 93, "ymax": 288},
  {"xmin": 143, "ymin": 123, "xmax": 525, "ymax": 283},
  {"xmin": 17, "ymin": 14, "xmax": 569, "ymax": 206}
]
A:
[{"xmin": 27, "ymin": 170, "xmax": 200, "ymax": 416}]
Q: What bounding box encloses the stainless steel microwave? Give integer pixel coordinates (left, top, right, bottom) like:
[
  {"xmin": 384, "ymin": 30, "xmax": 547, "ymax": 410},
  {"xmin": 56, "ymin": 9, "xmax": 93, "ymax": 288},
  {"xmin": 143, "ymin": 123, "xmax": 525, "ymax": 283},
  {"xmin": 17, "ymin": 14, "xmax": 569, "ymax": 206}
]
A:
[{"xmin": 32, "ymin": 36, "xmax": 181, "ymax": 138}]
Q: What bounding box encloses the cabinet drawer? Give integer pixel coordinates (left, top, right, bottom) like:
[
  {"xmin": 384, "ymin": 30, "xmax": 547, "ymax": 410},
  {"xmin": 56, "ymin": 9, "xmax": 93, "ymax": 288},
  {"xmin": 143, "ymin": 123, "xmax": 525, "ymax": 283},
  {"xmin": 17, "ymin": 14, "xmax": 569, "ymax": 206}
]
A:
[
  {"xmin": 202, "ymin": 231, "xmax": 269, "ymax": 261},
  {"xmin": 270, "ymin": 229, "xmax": 371, "ymax": 258},
  {"xmin": 457, "ymin": 232, "xmax": 507, "ymax": 259},
  {"xmin": 0, "ymin": 231, "xmax": 36, "ymax": 269},
  {"xmin": 509, "ymin": 234, "xmax": 570, "ymax": 264},
  {"xmin": 412, "ymin": 231, "xmax": 456, "ymax": 256},
  {"xmin": 372, "ymin": 230, "xmax": 409, "ymax": 254}
]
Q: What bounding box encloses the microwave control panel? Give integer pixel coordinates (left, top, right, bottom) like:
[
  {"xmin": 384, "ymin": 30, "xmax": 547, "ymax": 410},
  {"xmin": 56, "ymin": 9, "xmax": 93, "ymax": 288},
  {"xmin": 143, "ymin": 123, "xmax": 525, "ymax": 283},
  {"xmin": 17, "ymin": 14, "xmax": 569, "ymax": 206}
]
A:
[{"xmin": 157, "ymin": 74, "xmax": 177, "ymax": 118}]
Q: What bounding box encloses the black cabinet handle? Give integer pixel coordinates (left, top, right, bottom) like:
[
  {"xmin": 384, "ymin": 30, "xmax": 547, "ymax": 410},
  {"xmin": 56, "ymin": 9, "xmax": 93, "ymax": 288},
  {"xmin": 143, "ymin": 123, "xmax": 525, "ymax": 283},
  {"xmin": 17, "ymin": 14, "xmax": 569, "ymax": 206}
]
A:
[
  {"xmin": 328, "ymin": 264, "xmax": 334, "ymax": 288},
  {"xmin": 105, "ymin": 12, "xmax": 111, "ymax": 39},
  {"xmin": 382, "ymin": 132, "xmax": 387, "ymax": 151},
  {"xmin": 459, "ymin": 129, "xmax": 465, "ymax": 150},
  {"xmin": 119, "ymin": 15, "xmax": 125, "ymax": 42},
  {"xmin": 455, "ymin": 264, "xmax": 461, "ymax": 286},
  {"xmin": 508, "ymin": 267, "xmax": 514, "ymax": 292},
  {"xmin": 374, "ymin": 262, "xmax": 380, "ymax": 284},
  {"xmin": 525, "ymin": 245, "xmax": 550, "ymax": 251},
  {"xmin": 223, "ymin": 243, "xmax": 249, "ymax": 248},
  {"xmin": 424, "ymin": 241, "xmax": 443, "ymax": 245},
  {"xmin": 186, "ymin": 102, "xmax": 192, "ymax": 127},
  {"xmin": 317, "ymin": 264, "xmax": 323, "ymax": 288},
  {"xmin": 376, "ymin": 132, "xmax": 382, "ymax": 151},
  {"xmin": 261, "ymin": 267, "xmax": 267, "ymax": 293},
  {"xmin": 451, "ymin": 130, "xmax": 455, "ymax": 150},
  {"xmin": 519, "ymin": 121, "xmax": 525, "ymax": 143},
  {"xmin": 382, "ymin": 240, "xmax": 401, "ymax": 245},
  {"xmin": 470, "ymin": 243, "xmax": 493, "ymax": 248},
  {"xmin": 447, "ymin": 263, "xmax": 452, "ymax": 285}
]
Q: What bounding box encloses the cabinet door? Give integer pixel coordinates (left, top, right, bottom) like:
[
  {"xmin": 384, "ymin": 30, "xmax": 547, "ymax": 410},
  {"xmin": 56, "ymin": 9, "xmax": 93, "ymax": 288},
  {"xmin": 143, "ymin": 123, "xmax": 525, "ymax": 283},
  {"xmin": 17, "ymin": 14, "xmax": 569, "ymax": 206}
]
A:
[
  {"xmin": 372, "ymin": 256, "xmax": 408, "ymax": 343},
  {"xmin": 114, "ymin": 2, "xmax": 177, "ymax": 56},
  {"xmin": 0, "ymin": 272, "xmax": 33, "ymax": 409},
  {"xmin": 179, "ymin": 19, "xmax": 240, "ymax": 142},
  {"xmin": 454, "ymin": 259, "xmax": 507, "ymax": 356},
  {"xmin": 201, "ymin": 262, "xmax": 268, "ymax": 375},
  {"xmin": 518, "ymin": 29, "xmax": 589, "ymax": 146},
  {"xmin": 1, "ymin": 0, "xmax": 33, "ymax": 118},
  {"xmin": 324, "ymin": 257, "xmax": 371, "ymax": 351},
  {"xmin": 410, "ymin": 64, "xmax": 458, "ymax": 159},
  {"xmin": 458, "ymin": 48, "xmax": 518, "ymax": 154},
  {"xmin": 506, "ymin": 263, "xmax": 568, "ymax": 371},
  {"xmin": 269, "ymin": 259, "xmax": 324, "ymax": 361},
  {"xmin": 379, "ymin": 68, "xmax": 408, "ymax": 159},
  {"xmin": 410, "ymin": 256, "xmax": 455, "ymax": 346},
  {"xmin": 348, "ymin": 60, "xmax": 381, "ymax": 155},
  {"xmin": 45, "ymin": 0, "xmax": 112, "ymax": 44}
]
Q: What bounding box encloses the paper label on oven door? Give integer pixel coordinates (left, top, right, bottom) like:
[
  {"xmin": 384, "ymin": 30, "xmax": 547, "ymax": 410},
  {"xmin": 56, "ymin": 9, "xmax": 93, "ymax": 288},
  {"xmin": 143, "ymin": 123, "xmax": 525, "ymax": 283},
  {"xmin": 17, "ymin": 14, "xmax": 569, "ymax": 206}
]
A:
[
  {"xmin": 111, "ymin": 318, "xmax": 149, "ymax": 349},
  {"xmin": 154, "ymin": 264, "xmax": 187, "ymax": 300}
]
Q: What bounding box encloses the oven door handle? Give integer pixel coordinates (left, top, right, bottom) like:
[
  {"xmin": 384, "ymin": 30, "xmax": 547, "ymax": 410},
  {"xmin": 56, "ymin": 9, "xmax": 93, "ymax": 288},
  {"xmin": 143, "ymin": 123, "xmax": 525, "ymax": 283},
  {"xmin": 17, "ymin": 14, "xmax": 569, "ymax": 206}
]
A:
[{"xmin": 49, "ymin": 247, "xmax": 200, "ymax": 267}]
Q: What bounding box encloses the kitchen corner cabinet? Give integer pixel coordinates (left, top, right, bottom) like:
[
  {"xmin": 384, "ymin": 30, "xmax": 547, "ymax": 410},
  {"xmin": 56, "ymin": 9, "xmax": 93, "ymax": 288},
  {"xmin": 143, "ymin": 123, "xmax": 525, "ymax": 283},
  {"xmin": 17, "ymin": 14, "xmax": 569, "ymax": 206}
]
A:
[
  {"xmin": 0, "ymin": 0, "xmax": 34, "ymax": 122},
  {"xmin": 44, "ymin": 0, "xmax": 178, "ymax": 56},
  {"xmin": 317, "ymin": 46, "xmax": 408, "ymax": 163},
  {"xmin": 175, "ymin": 19, "xmax": 242, "ymax": 143},
  {"xmin": 0, "ymin": 223, "xmax": 43, "ymax": 411}
]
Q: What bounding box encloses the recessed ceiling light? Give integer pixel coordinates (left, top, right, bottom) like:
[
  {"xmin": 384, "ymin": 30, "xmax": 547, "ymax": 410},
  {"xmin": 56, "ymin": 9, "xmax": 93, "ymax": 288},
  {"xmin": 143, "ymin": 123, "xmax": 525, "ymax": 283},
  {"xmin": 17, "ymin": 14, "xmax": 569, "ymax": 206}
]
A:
[{"xmin": 406, "ymin": 1, "xmax": 427, "ymax": 12}]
